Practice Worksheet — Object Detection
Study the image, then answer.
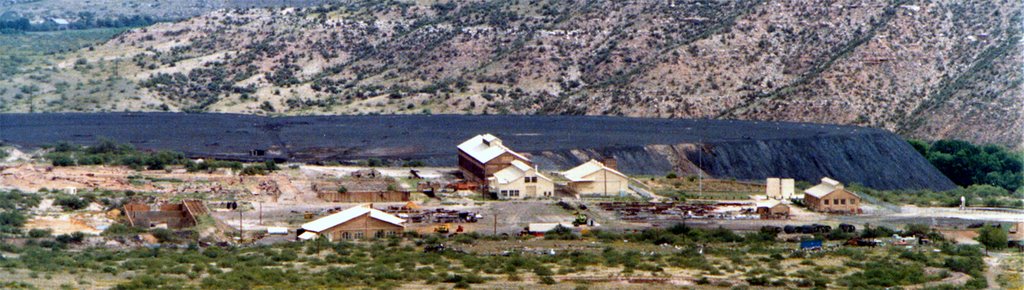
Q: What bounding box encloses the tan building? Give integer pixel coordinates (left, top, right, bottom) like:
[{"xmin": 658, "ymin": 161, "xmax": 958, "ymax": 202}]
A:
[
  {"xmin": 489, "ymin": 160, "xmax": 555, "ymax": 199},
  {"xmin": 562, "ymin": 159, "xmax": 630, "ymax": 196},
  {"xmin": 803, "ymin": 178, "xmax": 862, "ymax": 214},
  {"xmin": 457, "ymin": 134, "xmax": 532, "ymax": 184},
  {"xmin": 299, "ymin": 204, "xmax": 405, "ymax": 241},
  {"xmin": 754, "ymin": 200, "xmax": 790, "ymax": 219}
]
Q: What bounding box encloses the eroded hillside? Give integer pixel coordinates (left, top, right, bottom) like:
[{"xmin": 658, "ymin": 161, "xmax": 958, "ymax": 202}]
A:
[{"xmin": 0, "ymin": 0, "xmax": 1020, "ymax": 147}]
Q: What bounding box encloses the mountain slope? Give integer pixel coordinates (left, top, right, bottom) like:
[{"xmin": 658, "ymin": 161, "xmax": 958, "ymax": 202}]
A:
[{"xmin": 0, "ymin": 0, "xmax": 1020, "ymax": 148}]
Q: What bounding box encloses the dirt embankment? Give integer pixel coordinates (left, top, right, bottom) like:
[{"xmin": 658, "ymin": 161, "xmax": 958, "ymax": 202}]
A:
[{"xmin": 1, "ymin": 113, "xmax": 955, "ymax": 191}]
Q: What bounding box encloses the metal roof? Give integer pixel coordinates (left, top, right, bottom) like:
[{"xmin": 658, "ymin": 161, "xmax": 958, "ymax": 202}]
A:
[
  {"xmin": 301, "ymin": 204, "xmax": 404, "ymax": 232},
  {"xmin": 803, "ymin": 177, "xmax": 851, "ymax": 198},
  {"xmin": 490, "ymin": 160, "xmax": 551, "ymax": 184},
  {"xmin": 755, "ymin": 200, "xmax": 785, "ymax": 208},
  {"xmin": 561, "ymin": 159, "xmax": 627, "ymax": 182},
  {"xmin": 457, "ymin": 134, "xmax": 530, "ymax": 164}
]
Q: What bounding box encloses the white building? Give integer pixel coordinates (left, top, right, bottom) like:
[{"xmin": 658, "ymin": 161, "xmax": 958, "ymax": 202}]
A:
[
  {"xmin": 562, "ymin": 159, "xmax": 630, "ymax": 196},
  {"xmin": 489, "ymin": 160, "xmax": 555, "ymax": 199}
]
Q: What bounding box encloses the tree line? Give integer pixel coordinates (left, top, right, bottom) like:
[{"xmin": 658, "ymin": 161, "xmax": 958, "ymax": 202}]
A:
[
  {"xmin": 910, "ymin": 139, "xmax": 1023, "ymax": 192},
  {"xmin": 0, "ymin": 12, "xmax": 156, "ymax": 33}
]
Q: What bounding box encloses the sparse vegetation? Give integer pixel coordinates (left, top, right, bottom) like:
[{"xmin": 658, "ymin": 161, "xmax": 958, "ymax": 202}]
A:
[
  {"xmin": 0, "ymin": 222, "xmax": 998, "ymax": 289},
  {"xmin": 0, "ymin": 1, "xmax": 1017, "ymax": 154}
]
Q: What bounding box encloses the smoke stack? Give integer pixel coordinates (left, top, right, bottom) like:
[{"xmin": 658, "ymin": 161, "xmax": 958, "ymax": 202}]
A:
[{"xmin": 602, "ymin": 157, "xmax": 617, "ymax": 170}]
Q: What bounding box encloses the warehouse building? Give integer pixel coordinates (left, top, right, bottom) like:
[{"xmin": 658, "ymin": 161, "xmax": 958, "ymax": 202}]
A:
[
  {"xmin": 298, "ymin": 204, "xmax": 405, "ymax": 241},
  {"xmin": 562, "ymin": 159, "xmax": 630, "ymax": 196},
  {"xmin": 488, "ymin": 160, "xmax": 555, "ymax": 199},
  {"xmin": 803, "ymin": 177, "xmax": 862, "ymax": 214},
  {"xmin": 457, "ymin": 134, "xmax": 532, "ymax": 185}
]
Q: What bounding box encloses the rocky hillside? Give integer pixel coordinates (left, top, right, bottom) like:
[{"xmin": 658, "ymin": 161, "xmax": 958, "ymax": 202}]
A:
[
  {"xmin": 1, "ymin": 0, "xmax": 330, "ymax": 22},
  {"xmin": 0, "ymin": 0, "xmax": 1020, "ymax": 148}
]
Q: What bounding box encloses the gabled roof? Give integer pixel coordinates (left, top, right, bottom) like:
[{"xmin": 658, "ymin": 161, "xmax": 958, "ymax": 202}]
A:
[
  {"xmin": 755, "ymin": 200, "xmax": 786, "ymax": 208},
  {"xmin": 490, "ymin": 160, "xmax": 551, "ymax": 184},
  {"xmin": 302, "ymin": 204, "xmax": 404, "ymax": 232},
  {"xmin": 804, "ymin": 183, "xmax": 836, "ymax": 198},
  {"xmin": 804, "ymin": 177, "xmax": 859, "ymax": 199},
  {"xmin": 562, "ymin": 159, "xmax": 627, "ymax": 182},
  {"xmin": 457, "ymin": 134, "xmax": 530, "ymax": 164}
]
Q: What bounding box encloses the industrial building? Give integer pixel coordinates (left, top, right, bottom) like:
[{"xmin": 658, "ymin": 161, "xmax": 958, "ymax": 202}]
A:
[
  {"xmin": 457, "ymin": 134, "xmax": 532, "ymax": 185},
  {"xmin": 298, "ymin": 204, "xmax": 405, "ymax": 241},
  {"xmin": 803, "ymin": 177, "xmax": 862, "ymax": 214},
  {"xmin": 562, "ymin": 159, "xmax": 630, "ymax": 196},
  {"xmin": 488, "ymin": 160, "xmax": 555, "ymax": 199}
]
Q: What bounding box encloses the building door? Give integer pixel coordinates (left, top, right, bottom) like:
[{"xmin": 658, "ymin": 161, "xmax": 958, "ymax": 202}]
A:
[{"xmin": 526, "ymin": 185, "xmax": 536, "ymax": 197}]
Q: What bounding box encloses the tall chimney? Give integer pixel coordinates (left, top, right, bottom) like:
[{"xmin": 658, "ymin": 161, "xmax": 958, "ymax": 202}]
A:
[{"xmin": 602, "ymin": 157, "xmax": 617, "ymax": 170}]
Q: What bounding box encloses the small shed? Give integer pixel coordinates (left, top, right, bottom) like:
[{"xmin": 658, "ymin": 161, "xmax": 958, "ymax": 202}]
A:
[{"xmin": 755, "ymin": 201, "xmax": 790, "ymax": 219}]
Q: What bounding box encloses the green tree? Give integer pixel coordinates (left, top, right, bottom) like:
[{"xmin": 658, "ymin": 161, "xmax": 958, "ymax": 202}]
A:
[{"xmin": 976, "ymin": 226, "xmax": 1007, "ymax": 250}]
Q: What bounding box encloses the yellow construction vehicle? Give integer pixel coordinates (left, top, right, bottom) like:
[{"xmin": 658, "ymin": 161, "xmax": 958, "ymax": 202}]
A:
[
  {"xmin": 434, "ymin": 223, "xmax": 451, "ymax": 234},
  {"xmin": 572, "ymin": 212, "xmax": 588, "ymax": 227}
]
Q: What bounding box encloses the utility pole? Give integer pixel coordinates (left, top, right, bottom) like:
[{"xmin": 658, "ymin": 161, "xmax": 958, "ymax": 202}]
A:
[
  {"xmin": 493, "ymin": 212, "xmax": 497, "ymax": 236},
  {"xmin": 259, "ymin": 202, "xmax": 263, "ymax": 225},
  {"xmin": 238, "ymin": 208, "xmax": 243, "ymax": 242},
  {"xmin": 603, "ymin": 163, "xmax": 608, "ymax": 196},
  {"xmin": 698, "ymin": 129, "xmax": 703, "ymax": 199}
]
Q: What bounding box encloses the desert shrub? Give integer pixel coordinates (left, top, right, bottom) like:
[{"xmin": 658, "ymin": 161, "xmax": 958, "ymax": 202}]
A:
[
  {"xmin": 27, "ymin": 228, "xmax": 51, "ymax": 238},
  {"xmin": 544, "ymin": 225, "xmax": 578, "ymax": 240},
  {"xmin": 944, "ymin": 256, "xmax": 985, "ymax": 277},
  {"xmin": 102, "ymin": 223, "xmax": 141, "ymax": 237},
  {"xmin": 54, "ymin": 196, "xmax": 89, "ymax": 211},
  {"xmin": 114, "ymin": 274, "xmax": 185, "ymax": 290},
  {"xmin": 860, "ymin": 225, "xmax": 896, "ymax": 238},
  {"xmin": 55, "ymin": 232, "xmax": 86, "ymax": 244},
  {"xmin": 402, "ymin": 160, "xmax": 425, "ymax": 167},
  {"xmin": 0, "ymin": 190, "xmax": 42, "ymax": 210},
  {"xmin": 964, "ymin": 277, "xmax": 988, "ymax": 289},
  {"xmin": 839, "ymin": 260, "xmax": 927, "ymax": 288},
  {"xmin": 0, "ymin": 211, "xmax": 28, "ymax": 233},
  {"xmin": 150, "ymin": 229, "xmax": 178, "ymax": 243}
]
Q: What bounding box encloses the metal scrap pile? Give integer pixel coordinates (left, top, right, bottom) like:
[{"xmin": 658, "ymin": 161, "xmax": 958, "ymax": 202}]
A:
[
  {"xmin": 381, "ymin": 207, "xmax": 482, "ymax": 224},
  {"xmin": 597, "ymin": 202, "xmax": 728, "ymax": 220}
]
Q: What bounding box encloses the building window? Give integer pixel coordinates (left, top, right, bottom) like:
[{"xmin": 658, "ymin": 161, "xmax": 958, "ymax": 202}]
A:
[
  {"xmin": 500, "ymin": 190, "xmax": 508, "ymax": 197},
  {"xmin": 824, "ymin": 199, "xmax": 829, "ymax": 205},
  {"xmin": 375, "ymin": 230, "xmax": 385, "ymax": 238},
  {"xmin": 510, "ymin": 190, "xmax": 519, "ymax": 197},
  {"xmin": 354, "ymin": 232, "xmax": 364, "ymax": 239},
  {"xmin": 342, "ymin": 232, "xmax": 351, "ymax": 240},
  {"xmin": 841, "ymin": 199, "xmax": 846, "ymax": 205}
]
